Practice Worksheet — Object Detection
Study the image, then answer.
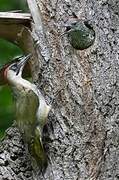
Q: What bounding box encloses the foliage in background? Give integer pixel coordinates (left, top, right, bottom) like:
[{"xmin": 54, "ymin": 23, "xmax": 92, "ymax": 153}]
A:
[
  {"xmin": 0, "ymin": 0, "xmax": 28, "ymax": 12},
  {"xmin": 0, "ymin": 0, "xmax": 27, "ymax": 138},
  {"xmin": 0, "ymin": 39, "xmax": 23, "ymax": 65}
]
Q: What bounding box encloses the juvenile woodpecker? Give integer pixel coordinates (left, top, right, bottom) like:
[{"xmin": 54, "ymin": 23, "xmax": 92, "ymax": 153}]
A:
[
  {"xmin": 65, "ymin": 19, "xmax": 95, "ymax": 50},
  {"xmin": 4, "ymin": 54, "xmax": 50, "ymax": 168}
]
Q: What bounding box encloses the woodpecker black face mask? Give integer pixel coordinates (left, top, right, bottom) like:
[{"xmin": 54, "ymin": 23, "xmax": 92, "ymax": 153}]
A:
[{"xmin": 16, "ymin": 54, "xmax": 32, "ymax": 75}]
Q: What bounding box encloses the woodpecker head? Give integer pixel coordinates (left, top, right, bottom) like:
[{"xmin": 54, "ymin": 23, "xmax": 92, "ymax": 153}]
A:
[
  {"xmin": 64, "ymin": 19, "xmax": 95, "ymax": 50},
  {"xmin": 3, "ymin": 54, "xmax": 31, "ymax": 85}
]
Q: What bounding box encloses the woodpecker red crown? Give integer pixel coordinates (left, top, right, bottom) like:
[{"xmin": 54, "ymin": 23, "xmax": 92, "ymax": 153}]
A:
[{"xmin": 0, "ymin": 56, "xmax": 31, "ymax": 85}]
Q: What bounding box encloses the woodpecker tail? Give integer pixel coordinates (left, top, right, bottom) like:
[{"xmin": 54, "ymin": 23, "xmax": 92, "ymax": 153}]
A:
[{"xmin": 29, "ymin": 127, "xmax": 47, "ymax": 170}]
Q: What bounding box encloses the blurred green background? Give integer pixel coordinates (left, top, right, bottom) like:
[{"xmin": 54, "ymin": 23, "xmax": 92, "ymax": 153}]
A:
[{"xmin": 0, "ymin": 0, "xmax": 28, "ymax": 138}]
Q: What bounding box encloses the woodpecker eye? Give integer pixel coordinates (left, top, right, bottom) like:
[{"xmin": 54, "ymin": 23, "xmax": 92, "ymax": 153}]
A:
[
  {"xmin": 10, "ymin": 63, "xmax": 18, "ymax": 72},
  {"xmin": 72, "ymin": 22, "xmax": 77, "ymax": 26},
  {"xmin": 66, "ymin": 26, "xmax": 71, "ymax": 31},
  {"xmin": 66, "ymin": 22, "xmax": 77, "ymax": 31}
]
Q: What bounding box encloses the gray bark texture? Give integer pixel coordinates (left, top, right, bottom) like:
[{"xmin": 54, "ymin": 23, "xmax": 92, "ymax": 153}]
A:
[{"xmin": 0, "ymin": 0, "xmax": 119, "ymax": 179}]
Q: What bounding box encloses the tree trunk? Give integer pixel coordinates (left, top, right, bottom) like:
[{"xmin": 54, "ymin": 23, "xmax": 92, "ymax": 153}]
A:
[{"xmin": 0, "ymin": 0, "xmax": 119, "ymax": 179}]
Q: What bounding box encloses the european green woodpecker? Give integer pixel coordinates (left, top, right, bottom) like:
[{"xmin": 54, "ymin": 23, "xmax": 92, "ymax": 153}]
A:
[
  {"xmin": 0, "ymin": 55, "xmax": 31, "ymax": 85},
  {"xmin": 65, "ymin": 19, "xmax": 95, "ymax": 50},
  {"xmin": 3, "ymin": 54, "xmax": 50, "ymax": 168}
]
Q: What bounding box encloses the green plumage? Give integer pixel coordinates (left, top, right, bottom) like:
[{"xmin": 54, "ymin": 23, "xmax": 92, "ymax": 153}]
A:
[
  {"xmin": 13, "ymin": 85, "xmax": 47, "ymax": 168},
  {"xmin": 5, "ymin": 54, "xmax": 50, "ymax": 170},
  {"xmin": 66, "ymin": 20, "xmax": 95, "ymax": 50}
]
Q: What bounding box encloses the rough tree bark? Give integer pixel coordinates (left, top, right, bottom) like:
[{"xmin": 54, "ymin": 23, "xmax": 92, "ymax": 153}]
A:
[{"xmin": 0, "ymin": 0, "xmax": 119, "ymax": 180}]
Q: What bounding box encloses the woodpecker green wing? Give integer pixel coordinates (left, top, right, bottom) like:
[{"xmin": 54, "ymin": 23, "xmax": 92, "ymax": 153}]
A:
[
  {"xmin": 30, "ymin": 126, "xmax": 47, "ymax": 168},
  {"xmin": 13, "ymin": 85, "xmax": 47, "ymax": 167},
  {"xmin": 13, "ymin": 86, "xmax": 39, "ymax": 143}
]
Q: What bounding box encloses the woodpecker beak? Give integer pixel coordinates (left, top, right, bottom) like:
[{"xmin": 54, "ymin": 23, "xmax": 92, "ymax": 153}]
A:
[
  {"xmin": 64, "ymin": 19, "xmax": 78, "ymax": 31},
  {"xmin": 16, "ymin": 54, "xmax": 32, "ymax": 75}
]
